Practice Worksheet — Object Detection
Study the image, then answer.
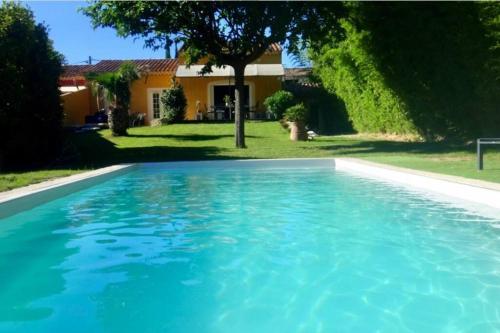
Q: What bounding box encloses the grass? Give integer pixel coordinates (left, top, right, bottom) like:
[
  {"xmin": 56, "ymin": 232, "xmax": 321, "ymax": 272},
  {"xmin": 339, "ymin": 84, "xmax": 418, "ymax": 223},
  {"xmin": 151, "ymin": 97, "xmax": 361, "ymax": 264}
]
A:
[
  {"xmin": 1, "ymin": 121, "xmax": 499, "ymax": 192},
  {"xmin": 0, "ymin": 169, "xmax": 84, "ymax": 192}
]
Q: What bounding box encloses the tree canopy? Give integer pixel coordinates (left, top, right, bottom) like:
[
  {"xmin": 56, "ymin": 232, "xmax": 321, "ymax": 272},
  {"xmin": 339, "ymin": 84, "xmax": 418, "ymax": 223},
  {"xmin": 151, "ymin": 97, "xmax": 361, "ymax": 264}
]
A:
[
  {"xmin": 83, "ymin": 1, "xmax": 344, "ymax": 147},
  {"xmin": 0, "ymin": 2, "xmax": 63, "ymax": 170}
]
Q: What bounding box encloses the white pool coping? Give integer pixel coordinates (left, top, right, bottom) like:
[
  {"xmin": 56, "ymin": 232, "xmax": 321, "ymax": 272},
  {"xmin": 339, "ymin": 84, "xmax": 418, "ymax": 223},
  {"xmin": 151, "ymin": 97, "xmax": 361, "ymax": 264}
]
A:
[
  {"xmin": 0, "ymin": 158, "xmax": 499, "ymax": 219},
  {"xmin": 335, "ymin": 158, "xmax": 500, "ymax": 211},
  {"xmin": 0, "ymin": 164, "xmax": 135, "ymax": 219}
]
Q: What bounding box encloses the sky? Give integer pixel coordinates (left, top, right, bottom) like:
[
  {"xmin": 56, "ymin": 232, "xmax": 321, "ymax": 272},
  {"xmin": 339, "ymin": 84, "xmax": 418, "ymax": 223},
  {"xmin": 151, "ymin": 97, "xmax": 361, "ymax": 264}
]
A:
[{"xmin": 25, "ymin": 1, "xmax": 296, "ymax": 67}]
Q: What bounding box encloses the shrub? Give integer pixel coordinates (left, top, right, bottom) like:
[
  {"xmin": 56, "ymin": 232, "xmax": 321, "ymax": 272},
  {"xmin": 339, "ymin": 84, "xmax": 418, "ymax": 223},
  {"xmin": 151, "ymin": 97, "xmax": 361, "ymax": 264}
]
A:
[
  {"xmin": 0, "ymin": 2, "xmax": 64, "ymax": 170},
  {"xmin": 161, "ymin": 82, "xmax": 187, "ymax": 124},
  {"xmin": 284, "ymin": 103, "xmax": 308, "ymax": 122},
  {"xmin": 263, "ymin": 90, "xmax": 295, "ymax": 119},
  {"xmin": 284, "ymin": 81, "xmax": 352, "ymax": 135},
  {"xmin": 310, "ymin": 2, "xmax": 500, "ymax": 140},
  {"xmin": 310, "ymin": 20, "xmax": 418, "ymax": 137}
]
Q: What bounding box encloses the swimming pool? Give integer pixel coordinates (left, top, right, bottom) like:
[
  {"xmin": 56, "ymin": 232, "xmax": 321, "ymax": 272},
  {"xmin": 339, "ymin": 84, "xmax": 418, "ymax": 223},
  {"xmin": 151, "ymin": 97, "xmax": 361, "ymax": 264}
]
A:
[{"xmin": 1, "ymin": 160, "xmax": 500, "ymax": 332}]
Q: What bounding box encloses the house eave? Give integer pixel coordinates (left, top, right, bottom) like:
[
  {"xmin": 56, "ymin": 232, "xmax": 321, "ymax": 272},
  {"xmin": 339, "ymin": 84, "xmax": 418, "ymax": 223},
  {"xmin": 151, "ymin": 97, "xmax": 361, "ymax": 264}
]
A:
[{"xmin": 175, "ymin": 64, "xmax": 284, "ymax": 78}]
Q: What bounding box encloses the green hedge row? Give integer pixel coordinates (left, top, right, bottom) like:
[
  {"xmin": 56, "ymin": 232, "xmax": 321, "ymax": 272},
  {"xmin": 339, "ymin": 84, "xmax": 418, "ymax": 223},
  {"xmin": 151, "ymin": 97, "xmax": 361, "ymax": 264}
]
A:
[{"xmin": 311, "ymin": 2, "xmax": 500, "ymax": 140}]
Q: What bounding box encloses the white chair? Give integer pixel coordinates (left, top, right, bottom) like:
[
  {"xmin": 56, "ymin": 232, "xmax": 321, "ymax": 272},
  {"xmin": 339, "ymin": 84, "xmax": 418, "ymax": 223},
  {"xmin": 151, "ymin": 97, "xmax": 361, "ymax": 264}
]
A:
[{"xmin": 307, "ymin": 130, "xmax": 319, "ymax": 140}]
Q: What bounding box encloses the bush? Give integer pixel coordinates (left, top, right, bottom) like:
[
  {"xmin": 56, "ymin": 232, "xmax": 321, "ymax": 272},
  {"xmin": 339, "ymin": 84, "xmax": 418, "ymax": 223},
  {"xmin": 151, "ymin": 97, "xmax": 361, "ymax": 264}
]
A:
[
  {"xmin": 284, "ymin": 81, "xmax": 352, "ymax": 135},
  {"xmin": 311, "ymin": 20, "xmax": 418, "ymax": 136},
  {"xmin": 0, "ymin": 3, "xmax": 64, "ymax": 170},
  {"xmin": 310, "ymin": 2, "xmax": 500, "ymax": 140},
  {"xmin": 161, "ymin": 83, "xmax": 187, "ymax": 124},
  {"xmin": 263, "ymin": 90, "xmax": 295, "ymax": 119},
  {"xmin": 284, "ymin": 103, "xmax": 308, "ymax": 122}
]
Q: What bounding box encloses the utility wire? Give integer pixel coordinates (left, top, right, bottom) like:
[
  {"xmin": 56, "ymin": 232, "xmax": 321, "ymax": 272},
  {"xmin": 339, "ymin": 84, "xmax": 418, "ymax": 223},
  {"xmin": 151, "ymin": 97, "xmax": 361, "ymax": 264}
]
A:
[{"xmin": 67, "ymin": 56, "xmax": 100, "ymax": 66}]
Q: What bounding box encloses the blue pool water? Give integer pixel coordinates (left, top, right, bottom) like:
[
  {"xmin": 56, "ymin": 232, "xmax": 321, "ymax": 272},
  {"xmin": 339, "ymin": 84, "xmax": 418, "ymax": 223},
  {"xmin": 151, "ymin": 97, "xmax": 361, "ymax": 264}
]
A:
[{"xmin": 1, "ymin": 163, "xmax": 500, "ymax": 332}]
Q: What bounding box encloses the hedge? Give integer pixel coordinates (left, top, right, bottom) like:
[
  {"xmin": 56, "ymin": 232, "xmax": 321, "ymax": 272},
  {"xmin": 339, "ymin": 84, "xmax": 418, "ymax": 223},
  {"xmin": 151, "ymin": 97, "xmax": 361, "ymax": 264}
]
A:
[{"xmin": 311, "ymin": 2, "xmax": 500, "ymax": 140}]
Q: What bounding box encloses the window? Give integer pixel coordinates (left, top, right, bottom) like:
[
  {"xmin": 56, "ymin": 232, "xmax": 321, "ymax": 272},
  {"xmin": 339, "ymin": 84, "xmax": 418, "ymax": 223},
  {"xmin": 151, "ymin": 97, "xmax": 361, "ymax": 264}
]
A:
[{"xmin": 152, "ymin": 92, "xmax": 160, "ymax": 119}]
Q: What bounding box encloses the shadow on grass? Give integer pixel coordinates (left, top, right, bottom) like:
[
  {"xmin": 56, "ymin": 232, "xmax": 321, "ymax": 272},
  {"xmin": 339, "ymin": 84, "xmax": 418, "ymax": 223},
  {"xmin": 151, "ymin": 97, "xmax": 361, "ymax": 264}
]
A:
[
  {"xmin": 64, "ymin": 131, "xmax": 245, "ymax": 169},
  {"xmin": 126, "ymin": 133, "xmax": 260, "ymax": 141}
]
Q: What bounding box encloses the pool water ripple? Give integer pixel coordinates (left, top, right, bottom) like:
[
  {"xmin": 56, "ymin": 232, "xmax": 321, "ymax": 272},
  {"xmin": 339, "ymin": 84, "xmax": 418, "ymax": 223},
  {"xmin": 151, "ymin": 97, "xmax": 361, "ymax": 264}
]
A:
[{"xmin": 0, "ymin": 166, "xmax": 499, "ymax": 332}]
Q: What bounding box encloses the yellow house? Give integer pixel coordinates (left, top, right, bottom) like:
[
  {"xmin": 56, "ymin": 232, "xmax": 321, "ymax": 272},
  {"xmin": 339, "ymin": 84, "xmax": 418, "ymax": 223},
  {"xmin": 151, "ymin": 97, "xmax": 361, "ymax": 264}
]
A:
[
  {"xmin": 59, "ymin": 65, "xmax": 96, "ymax": 126},
  {"xmin": 60, "ymin": 44, "xmax": 283, "ymax": 126},
  {"xmin": 176, "ymin": 43, "xmax": 283, "ymax": 120},
  {"xmin": 91, "ymin": 59, "xmax": 178, "ymax": 124}
]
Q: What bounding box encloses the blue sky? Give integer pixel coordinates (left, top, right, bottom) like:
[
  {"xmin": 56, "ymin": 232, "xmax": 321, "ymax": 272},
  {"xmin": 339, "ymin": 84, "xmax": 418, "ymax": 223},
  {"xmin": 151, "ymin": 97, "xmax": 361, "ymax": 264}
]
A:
[{"xmin": 25, "ymin": 1, "xmax": 296, "ymax": 67}]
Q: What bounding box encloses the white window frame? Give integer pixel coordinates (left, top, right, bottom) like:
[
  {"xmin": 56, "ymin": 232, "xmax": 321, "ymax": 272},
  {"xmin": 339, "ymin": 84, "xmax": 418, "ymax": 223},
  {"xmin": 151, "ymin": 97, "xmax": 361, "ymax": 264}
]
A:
[{"xmin": 147, "ymin": 88, "xmax": 168, "ymax": 121}]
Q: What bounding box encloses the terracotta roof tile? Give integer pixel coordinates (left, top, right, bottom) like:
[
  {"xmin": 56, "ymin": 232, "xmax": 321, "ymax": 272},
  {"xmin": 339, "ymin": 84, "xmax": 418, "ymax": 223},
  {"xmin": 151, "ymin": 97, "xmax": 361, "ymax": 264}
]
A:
[
  {"xmin": 284, "ymin": 67, "xmax": 312, "ymax": 79},
  {"xmin": 61, "ymin": 64, "xmax": 94, "ymax": 78},
  {"xmin": 267, "ymin": 43, "xmax": 282, "ymax": 53},
  {"xmin": 91, "ymin": 59, "xmax": 179, "ymax": 73}
]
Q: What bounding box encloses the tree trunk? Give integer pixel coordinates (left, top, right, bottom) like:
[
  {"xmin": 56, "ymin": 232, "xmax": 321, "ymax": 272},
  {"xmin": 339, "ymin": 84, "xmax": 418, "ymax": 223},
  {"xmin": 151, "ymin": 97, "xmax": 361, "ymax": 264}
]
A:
[
  {"xmin": 108, "ymin": 107, "xmax": 129, "ymax": 136},
  {"xmin": 109, "ymin": 96, "xmax": 129, "ymax": 136},
  {"xmin": 233, "ymin": 64, "xmax": 246, "ymax": 148}
]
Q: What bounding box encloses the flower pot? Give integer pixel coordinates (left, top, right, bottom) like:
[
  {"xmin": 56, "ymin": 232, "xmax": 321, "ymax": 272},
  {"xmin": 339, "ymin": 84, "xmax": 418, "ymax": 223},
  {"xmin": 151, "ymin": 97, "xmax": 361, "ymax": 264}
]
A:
[{"xmin": 289, "ymin": 121, "xmax": 307, "ymax": 141}]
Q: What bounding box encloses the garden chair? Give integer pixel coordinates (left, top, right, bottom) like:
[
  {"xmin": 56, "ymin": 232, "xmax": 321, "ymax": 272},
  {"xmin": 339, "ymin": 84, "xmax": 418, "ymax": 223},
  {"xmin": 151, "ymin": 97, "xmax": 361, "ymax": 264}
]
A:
[{"xmin": 129, "ymin": 112, "xmax": 145, "ymax": 127}]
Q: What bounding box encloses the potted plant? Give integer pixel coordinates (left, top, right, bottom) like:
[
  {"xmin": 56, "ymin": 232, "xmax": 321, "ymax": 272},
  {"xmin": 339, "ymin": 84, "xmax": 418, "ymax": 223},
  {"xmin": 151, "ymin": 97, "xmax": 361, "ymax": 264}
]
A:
[
  {"xmin": 284, "ymin": 103, "xmax": 308, "ymax": 141},
  {"xmin": 223, "ymin": 94, "xmax": 233, "ymax": 108},
  {"xmin": 263, "ymin": 90, "xmax": 295, "ymax": 120}
]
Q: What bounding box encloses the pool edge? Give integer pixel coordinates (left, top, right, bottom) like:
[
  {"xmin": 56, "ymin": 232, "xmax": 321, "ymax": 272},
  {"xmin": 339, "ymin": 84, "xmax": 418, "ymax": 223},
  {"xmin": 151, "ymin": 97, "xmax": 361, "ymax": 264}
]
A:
[
  {"xmin": 0, "ymin": 164, "xmax": 136, "ymax": 219},
  {"xmin": 335, "ymin": 158, "xmax": 500, "ymax": 210},
  {"xmin": 1, "ymin": 158, "xmax": 499, "ymax": 219}
]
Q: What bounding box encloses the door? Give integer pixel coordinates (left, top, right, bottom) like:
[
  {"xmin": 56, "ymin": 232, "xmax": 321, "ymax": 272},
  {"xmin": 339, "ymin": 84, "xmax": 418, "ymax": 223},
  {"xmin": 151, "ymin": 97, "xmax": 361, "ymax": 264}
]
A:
[{"xmin": 148, "ymin": 89, "xmax": 167, "ymax": 121}]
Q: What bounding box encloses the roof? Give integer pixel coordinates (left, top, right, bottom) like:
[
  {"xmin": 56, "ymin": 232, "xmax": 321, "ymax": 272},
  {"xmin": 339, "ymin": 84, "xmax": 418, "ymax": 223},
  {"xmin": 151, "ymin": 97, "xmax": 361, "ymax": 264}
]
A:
[
  {"xmin": 61, "ymin": 65, "xmax": 94, "ymax": 78},
  {"xmin": 91, "ymin": 59, "xmax": 179, "ymax": 73},
  {"xmin": 284, "ymin": 67, "xmax": 313, "ymax": 80},
  {"xmin": 60, "ymin": 78, "xmax": 87, "ymax": 87},
  {"xmin": 178, "ymin": 42, "xmax": 282, "ymax": 54},
  {"xmin": 176, "ymin": 64, "xmax": 284, "ymax": 77},
  {"xmin": 267, "ymin": 43, "xmax": 282, "ymax": 53}
]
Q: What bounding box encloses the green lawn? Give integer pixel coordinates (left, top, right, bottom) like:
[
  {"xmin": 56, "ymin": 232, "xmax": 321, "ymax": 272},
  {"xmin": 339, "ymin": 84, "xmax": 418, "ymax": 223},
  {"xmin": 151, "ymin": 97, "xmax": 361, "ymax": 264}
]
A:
[
  {"xmin": 0, "ymin": 169, "xmax": 84, "ymax": 192},
  {"xmin": 1, "ymin": 121, "xmax": 499, "ymax": 191}
]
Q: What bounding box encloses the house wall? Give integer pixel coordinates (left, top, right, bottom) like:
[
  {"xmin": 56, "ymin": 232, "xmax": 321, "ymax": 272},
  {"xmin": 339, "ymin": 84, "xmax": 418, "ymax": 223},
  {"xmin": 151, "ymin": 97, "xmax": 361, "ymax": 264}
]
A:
[
  {"xmin": 61, "ymin": 73, "xmax": 175, "ymax": 126},
  {"xmin": 129, "ymin": 73, "xmax": 175, "ymax": 125},
  {"xmin": 61, "ymin": 88, "xmax": 96, "ymax": 126},
  {"xmin": 177, "ymin": 75, "xmax": 282, "ymax": 120},
  {"xmin": 61, "ymin": 50, "xmax": 281, "ymax": 125},
  {"xmin": 252, "ymin": 53, "xmax": 281, "ymax": 64},
  {"xmin": 176, "ymin": 49, "xmax": 283, "ymax": 120}
]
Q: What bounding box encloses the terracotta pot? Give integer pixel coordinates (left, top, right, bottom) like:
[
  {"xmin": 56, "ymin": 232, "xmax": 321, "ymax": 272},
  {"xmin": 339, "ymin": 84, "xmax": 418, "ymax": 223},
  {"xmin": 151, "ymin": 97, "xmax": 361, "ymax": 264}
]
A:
[{"xmin": 289, "ymin": 121, "xmax": 307, "ymax": 141}]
